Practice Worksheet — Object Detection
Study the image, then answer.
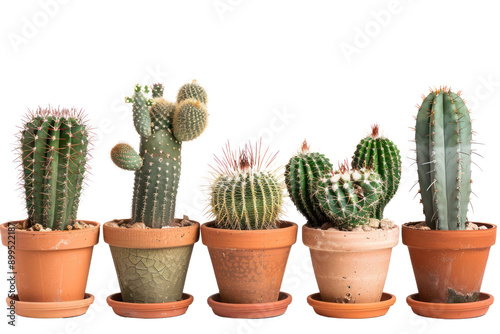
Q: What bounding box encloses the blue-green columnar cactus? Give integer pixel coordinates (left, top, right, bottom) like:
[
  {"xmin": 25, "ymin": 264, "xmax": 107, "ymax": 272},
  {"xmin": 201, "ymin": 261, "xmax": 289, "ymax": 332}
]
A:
[
  {"xmin": 352, "ymin": 125, "xmax": 402, "ymax": 219},
  {"xmin": 285, "ymin": 141, "xmax": 335, "ymax": 227},
  {"xmin": 20, "ymin": 107, "xmax": 90, "ymax": 230},
  {"xmin": 111, "ymin": 81, "xmax": 208, "ymax": 228},
  {"xmin": 209, "ymin": 142, "xmax": 283, "ymax": 230},
  {"xmin": 415, "ymin": 87, "xmax": 472, "ymax": 230}
]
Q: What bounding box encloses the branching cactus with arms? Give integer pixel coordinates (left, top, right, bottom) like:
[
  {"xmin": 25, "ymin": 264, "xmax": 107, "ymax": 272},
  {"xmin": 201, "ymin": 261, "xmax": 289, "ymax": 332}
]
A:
[{"xmin": 110, "ymin": 81, "xmax": 208, "ymax": 228}]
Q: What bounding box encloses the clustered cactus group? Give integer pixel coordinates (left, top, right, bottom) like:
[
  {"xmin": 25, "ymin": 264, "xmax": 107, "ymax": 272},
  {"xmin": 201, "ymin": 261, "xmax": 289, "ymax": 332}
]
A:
[
  {"xmin": 285, "ymin": 126, "xmax": 402, "ymax": 230},
  {"xmin": 16, "ymin": 86, "xmax": 470, "ymax": 234},
  {"xmin": 208, "ymin": 142, "xmax": 284, "ymax": 230},
  {"xmin": 19, "ymin": 107, "xmax": 90, "ymax": 231},
  {"xmin": 110, "ymin": 81, "xmax": 208, "ymax": 228},
  {"xmin": 415, "ymin": 88, "xmax": 472, "ymax": 230}
]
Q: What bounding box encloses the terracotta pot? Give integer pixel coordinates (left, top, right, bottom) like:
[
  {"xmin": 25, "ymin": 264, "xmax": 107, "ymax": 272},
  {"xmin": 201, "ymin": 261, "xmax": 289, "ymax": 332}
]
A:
[
  {"xmin": 201, "ymin": 221, "xmax": 298, "ymax": 304},
  {"xmin": 402, "ymin": 222, "xmax": 496, "ymax": 304},
  {"xmin": 302, "ymin": 224, "xmax": 399, "ymax": 303},
  {"xmin": 103, "ymin": 219, "xmax": 199, "ymax": 303},
  {"xmin": 406, "ymin": 293, "xmax": 494, "ymax": 319},
  {"xmin": 307, "ymin": 292, "xmax": 396, "ymax": 318},
  {"xmin": 106, "ymin": 292, "xmax": 194, "ymax": 318},
  {"xmin": 207, "ymin": 292, "xmax": 292, "ymax": 318},
  {"xmin": 0, "ymin": 220, "xmax": 99, "ymax": 303},
  {"xmin": 6, "ymin": 293, "xmax": 95, "ymax": 318}
]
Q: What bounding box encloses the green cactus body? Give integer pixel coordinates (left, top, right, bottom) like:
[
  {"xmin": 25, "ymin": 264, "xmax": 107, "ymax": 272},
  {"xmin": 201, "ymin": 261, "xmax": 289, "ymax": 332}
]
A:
[
  {"xmin": 209, "ymin": 143, "xmax": 283, "ymax": 230},
  {"xmin": 211, "ymin": 171, "xmax": 283, "ymax": 230},
  {"xmin": 352, "ymin": 125, "xmax": 401, "ymax": 219},
  {"xmin": 415, "ymin": 88, "xmax": 472, "ymax": 230},
  {"xmin": 111, "ymin": 81, "xmax": 208, "ymax": 228},
  {"xmin": 285, "ymin": 141, "xmax": 334, "ymax": 227},
  {"xmin": 127, "ymin": 85, "xmax": 152, "ymax": 138},
  {"xmin": 21, "ymin": 108, "xmax": 89, "ymax": 230},
  {"xmin": 176, "ymin": 80, "xmax": 208, "ymax": 104},
  {"xmin": 173, "ymin": 99, "xmax": 208, "ymax": 141},
  {"xmin": 314, "ymin": 166, "xmax": 384, "ymax": 230}
]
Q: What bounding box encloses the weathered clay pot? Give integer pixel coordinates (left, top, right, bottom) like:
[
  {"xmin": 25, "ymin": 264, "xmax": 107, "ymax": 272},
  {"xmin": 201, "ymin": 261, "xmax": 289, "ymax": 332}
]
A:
[
  {"xmin": 103, "ymin": 219, "xmax": 199, "ymax": 303},
  {"xmin": 402, "ymin": 222, "xmax": 496, "ymax": 304},
  {"xmin": 201, "ymin": 221, "xmax": 297, "ymax": 304},
  {"xmin": 106, "ymin": 292, "xmax": 194, "ymax": 318},
  {"xmin": 303, "ymin": 224, "xmax": 399, "ymax": 303},
  {"xmin": 0, "ymin": 220, "xmax": 99, "ymax": 304}
]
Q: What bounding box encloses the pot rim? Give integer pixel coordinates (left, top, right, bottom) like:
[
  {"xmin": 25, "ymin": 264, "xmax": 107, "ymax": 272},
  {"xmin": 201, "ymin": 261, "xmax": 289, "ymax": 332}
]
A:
[
  {"xmin": 302, "ymin": 223, "xmax": 399, "ymax": 251},
  {"xmin": 103, "ymin": 218, "xmax": 200, "ymax": 249},
  {"xmin": 402, "ymin": 221, "xmax": 497, "ymax": 249},
  {"xmin": 0, "ymin": 220, "xmax": 100, "ymax": 250},
  {"xmin": 201, "ymin": 220, "xmax": 298, "ymax": 249}
]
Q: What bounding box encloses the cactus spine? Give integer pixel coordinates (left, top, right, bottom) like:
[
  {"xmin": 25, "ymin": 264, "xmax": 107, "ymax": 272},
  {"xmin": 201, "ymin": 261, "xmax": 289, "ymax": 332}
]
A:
[
  {"xmin": 209, "ymin": 142, "xmax": 283, "ymax": 230},
  {"xmin": 285, "ymin": 141, "xmax": 335, "ymax": 227},
  {"xmin": 20, "ymin": 107, "xmax": 90, "ymax": 230},
  {"xmin": 314, "ymin": 163, "xmax": 384, "ymax": 229},
  {"xmin": 285, "ymin": 137, "xmax": 397, "ymax": 230},
  {"xmin": 352, "ymin": 125, "xmax": 401, "ymax": 219},
  {"xmin": 415, "ymin": 88, "xmax": 472, "ymax": 230},
  {"xmin": 111, "ymin": 81, "xmax": 208, "ymax": 228}
]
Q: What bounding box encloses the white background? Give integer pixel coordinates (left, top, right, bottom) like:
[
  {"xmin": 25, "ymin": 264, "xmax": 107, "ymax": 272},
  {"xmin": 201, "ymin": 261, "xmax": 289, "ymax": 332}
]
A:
[{"xmin": 1, "ymin": 0, "xmax": 500, "ymax": 333}]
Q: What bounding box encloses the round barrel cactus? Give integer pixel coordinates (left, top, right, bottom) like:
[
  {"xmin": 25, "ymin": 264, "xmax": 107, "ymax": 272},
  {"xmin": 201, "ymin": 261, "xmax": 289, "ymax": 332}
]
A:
[
  {"xmin": 352, "ymin": 125, "xmax": 401, "ymax": 219},
  {"xmin": 209, "ymin": 142, "xmax": 283, "ymax": 230},
  {"xmin": 285, "ymin": 141, "xmax": 335, "ymax": 227},
  {"xmin": 314, "ymin": 163, "xmax": 385, "ymax": 229}
]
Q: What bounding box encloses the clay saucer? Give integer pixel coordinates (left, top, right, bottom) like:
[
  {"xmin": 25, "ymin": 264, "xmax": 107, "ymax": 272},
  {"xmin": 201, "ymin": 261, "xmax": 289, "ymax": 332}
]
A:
[
  {"xmin": 107, "ymin": 293, "xmax": 193, "ymax": 318},
  {"xmin": 307, "ymin": 292, "xmax": 396, "ymax": 318},
  {"xmin": 6, "ymin": 293, "xmax": 94, "ymax": 318},
  {"xmin": 207, "ymin": 292, "xmax": 292, "ymax": 318},
  {"xmin": 406, "ymin": 293, "xmax": 493, "ymax": 319}
]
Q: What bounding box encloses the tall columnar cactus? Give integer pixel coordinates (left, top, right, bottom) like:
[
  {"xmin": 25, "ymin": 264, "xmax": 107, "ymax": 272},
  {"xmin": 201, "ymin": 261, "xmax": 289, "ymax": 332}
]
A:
[
  {"xmin": 110, "ymin": 81, "xmax": 208, "ymax": 228},
  {"xmin": 352, "ymin": 125, "xmax": 402, "ymax": 219},
  {"xmin": 209, "ymin": 142, "xmax": 283, "ymax": 230},
  {"xmin": 415, "ymin": 87, "xmax": 472, "ymax": 230},
  {"xmin": 314, "ymin": 163, "xmax": 385, "ymax": 229},
  {"xmin": 20, "ymin": 107, "xmax": 90, "ymax": 230},
  {"xmin": 285, "ymin": 141, "xmax": 335, "ymax": 227}
]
